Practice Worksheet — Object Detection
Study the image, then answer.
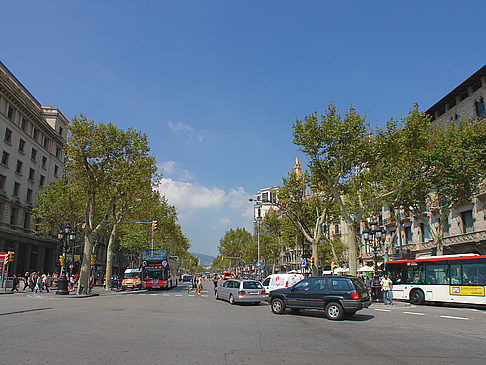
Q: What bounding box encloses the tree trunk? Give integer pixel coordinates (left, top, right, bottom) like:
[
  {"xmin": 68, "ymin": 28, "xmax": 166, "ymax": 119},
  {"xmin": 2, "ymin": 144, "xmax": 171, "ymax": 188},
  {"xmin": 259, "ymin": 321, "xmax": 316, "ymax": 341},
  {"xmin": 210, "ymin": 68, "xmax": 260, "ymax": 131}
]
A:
[
  {"xmin": 78, "ymin": 233, "xmax": 94, "ymax": 294},
  {"xmin": 311, "ymin": 242, "xmax": 319, "ymax": 276},
  {"xmin": 105, "ymin": 224, "xmax": 118, "ymax": 291},
  {"xmin": 347, "ymin": 224, "xmax": 358, "ymax": 276}
]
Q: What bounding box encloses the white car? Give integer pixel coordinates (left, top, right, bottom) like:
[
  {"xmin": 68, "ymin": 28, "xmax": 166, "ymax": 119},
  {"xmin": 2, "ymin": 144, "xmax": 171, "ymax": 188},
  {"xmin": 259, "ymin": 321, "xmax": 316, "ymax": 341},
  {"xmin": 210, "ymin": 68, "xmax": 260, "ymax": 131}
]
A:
[{"xmin": 261, "ymin": 273, "xmax": 304, "ymax": 294}]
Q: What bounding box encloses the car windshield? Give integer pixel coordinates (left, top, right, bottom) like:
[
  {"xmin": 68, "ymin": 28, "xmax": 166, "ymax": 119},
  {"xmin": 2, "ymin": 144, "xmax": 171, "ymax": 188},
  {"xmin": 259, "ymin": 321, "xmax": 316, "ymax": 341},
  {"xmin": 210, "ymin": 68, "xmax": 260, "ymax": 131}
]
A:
[
  {"xmin": 243, "ymin": 281, "xmax": 263, "ymax": 289},
  {"xmin": 124, "ymin": 273, "xmax": 140, "ymax": 279}
]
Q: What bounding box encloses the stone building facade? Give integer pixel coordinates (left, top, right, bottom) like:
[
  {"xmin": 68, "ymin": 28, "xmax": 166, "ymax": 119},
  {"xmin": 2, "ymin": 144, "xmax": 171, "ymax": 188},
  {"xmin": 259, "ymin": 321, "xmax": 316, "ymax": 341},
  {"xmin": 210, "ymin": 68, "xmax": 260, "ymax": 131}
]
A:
[{"xmin": 0, "ymin": 60, "xmax": 67, "ymax": 275}]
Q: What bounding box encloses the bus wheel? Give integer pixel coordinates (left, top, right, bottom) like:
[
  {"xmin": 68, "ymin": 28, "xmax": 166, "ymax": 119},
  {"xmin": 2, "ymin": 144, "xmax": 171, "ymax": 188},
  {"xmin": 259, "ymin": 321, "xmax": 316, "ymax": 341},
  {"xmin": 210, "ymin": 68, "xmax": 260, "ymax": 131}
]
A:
[{"xmin": 410, "ymin": 289, "xmax": 425, "ymax": 305}]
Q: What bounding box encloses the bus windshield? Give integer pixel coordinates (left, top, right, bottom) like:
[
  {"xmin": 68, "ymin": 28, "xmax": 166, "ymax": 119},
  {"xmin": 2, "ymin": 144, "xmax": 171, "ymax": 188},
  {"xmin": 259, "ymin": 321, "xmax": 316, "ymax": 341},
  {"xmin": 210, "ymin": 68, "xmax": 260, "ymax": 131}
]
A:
[
  {"xmin": 143, "ymin": 268, "xmax": 168, "ymax": 281},
  {"xmin": 124, "ymin": 272, "xmax": 141, "ymax": 279}
]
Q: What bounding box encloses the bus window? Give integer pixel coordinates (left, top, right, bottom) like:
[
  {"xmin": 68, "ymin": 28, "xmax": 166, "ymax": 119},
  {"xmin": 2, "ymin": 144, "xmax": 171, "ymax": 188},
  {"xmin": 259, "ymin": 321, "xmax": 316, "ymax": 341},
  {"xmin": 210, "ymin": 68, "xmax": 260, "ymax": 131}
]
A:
[
  {"xmin": 450, "ymin": 264, "xmax": 461, "ymax": 285},
  {"xmin": 387, "ymin": 263, "xmax": 405, "ymax": 284},
  {"xmin": 462, "ymin": 263, "xmax": 479, "ymax": 285},
  {"xmin": 479, "ymin": 263, "xmax": 486, "ymax": 286},
  {"xmin": 425, "ymin": 264, "xmax": 448, "ymax": 285},
  {"xmin": 407, "ymin": 264, "xmax": 425, "ymax": 284}
]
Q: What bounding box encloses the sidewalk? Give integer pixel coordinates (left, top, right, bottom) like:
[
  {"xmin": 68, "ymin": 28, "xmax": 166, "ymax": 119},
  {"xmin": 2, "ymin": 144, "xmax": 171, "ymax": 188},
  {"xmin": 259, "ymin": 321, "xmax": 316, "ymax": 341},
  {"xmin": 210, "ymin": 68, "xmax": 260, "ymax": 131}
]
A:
[{"xmin": 3, "ymin": 285, "xmax": 114, "ymax": 298}]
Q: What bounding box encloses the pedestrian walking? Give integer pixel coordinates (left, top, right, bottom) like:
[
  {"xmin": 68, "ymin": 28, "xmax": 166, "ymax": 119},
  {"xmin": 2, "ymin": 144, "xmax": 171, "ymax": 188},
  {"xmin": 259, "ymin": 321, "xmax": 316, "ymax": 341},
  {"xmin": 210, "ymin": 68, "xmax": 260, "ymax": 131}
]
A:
[
  {"xmin": 11, "ymin": 275, "xmax": 19, "ymax": 292},
  {"xmin": 212, "ymin": 274, "xmax": 219, "ymax": 294},
  {"xmin": 380, "ymin": 274, "xmax": 393, "ymax": 305},
  {"xmin": 35, "ymin": 274, "xmax": 42, "ymax": 293},
  {"xmin": 196, "ymin": 274, "xmax": 203, "ymax": 295},
  {"xmin": 188, "ymin": 274, "xmax": 197, "ymax": 293},
  {"xmin": 23, "ymin": 272, "xmax": 30, "ymax": 291},
  {"xmin": 42, "ymin": 274, "xmax": 49, "ymax": 293}
]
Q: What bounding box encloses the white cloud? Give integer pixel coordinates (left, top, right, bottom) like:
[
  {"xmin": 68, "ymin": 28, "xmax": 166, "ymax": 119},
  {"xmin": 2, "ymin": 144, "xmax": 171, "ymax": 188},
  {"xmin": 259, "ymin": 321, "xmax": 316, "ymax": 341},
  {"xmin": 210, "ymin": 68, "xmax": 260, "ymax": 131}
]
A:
[
  {"xmin": 216, "ymin": 217, "xmax": 232, "ymax": 227},
  {"xmin": 167, "ymin": 121, "xmax": 204, "ymax": 142},
  {"xmin": 159, "ymin": 160, "xmax": 193, "ymax": 181}
]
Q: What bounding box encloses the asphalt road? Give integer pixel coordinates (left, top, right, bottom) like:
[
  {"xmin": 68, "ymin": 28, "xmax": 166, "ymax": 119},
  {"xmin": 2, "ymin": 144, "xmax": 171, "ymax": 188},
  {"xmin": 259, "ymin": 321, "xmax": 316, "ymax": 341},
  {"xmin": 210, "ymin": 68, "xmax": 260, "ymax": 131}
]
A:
[{"xmin": 1, "ymin": 282, "xmax": 486, "ymax": 365}]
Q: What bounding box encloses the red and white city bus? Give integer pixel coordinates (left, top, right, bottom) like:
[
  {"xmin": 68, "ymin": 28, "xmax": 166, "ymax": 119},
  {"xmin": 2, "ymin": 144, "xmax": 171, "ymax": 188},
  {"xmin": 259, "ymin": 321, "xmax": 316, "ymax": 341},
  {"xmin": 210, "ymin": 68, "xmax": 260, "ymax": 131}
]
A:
[
  {"xmin": 386, "ymin": 254, "xmax": 486, "ymax": 305},
  {"xmin": 141, "ymin": 250, "xmax": 179, "ymax": 290}
]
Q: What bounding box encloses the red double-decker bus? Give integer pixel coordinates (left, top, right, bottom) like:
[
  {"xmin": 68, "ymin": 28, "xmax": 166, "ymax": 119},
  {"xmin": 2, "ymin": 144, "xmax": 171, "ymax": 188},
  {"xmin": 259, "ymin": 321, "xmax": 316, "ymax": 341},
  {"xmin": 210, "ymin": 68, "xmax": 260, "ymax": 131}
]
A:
[{"xmin": 141, "ymin": 250, "xmax": 178, "ymax": 290}]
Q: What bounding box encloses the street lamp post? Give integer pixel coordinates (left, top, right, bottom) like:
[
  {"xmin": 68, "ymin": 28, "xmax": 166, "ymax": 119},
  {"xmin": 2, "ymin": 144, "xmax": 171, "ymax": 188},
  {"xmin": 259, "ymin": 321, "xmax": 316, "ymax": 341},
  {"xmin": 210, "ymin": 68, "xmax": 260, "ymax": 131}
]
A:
[
  {"xmin": 56, "ymin": 225, "xmax": 76, "ymax": 295},
  {"xmin": 363, "ymin": 221, "xmax": 386, "ymax": 301},
  {"xmin": 249, "ymin": 198, "xmax": 262, "ymax": 279}
]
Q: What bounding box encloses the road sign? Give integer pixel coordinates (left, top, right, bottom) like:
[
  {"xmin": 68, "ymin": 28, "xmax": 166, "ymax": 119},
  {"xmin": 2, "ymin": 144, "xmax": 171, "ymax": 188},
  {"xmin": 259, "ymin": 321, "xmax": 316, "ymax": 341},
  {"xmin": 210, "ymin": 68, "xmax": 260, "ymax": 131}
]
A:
[
  {"xmin": 0, "ymin": 252, "xmax": 6, "ymax": 261},
  {"xmin": 301, "ymin": 258, "xmax": 306, "ymax": 267},
  {"xmin": 257, "ymin": 263, "xmax": 261, "ymax": 269}
]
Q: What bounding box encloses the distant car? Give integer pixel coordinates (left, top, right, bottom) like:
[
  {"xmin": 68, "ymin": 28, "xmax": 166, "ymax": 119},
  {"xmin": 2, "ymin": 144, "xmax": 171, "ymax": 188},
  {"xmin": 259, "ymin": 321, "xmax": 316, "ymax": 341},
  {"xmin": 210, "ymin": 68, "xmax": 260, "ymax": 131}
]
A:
[
  {"xmin": 267, "ymin": 276, "xmax": 371, "ymax": 320},
  {"xmin": 216, "ymin": 279, "xmax": 266, "ymax": 304},
  {"xmin": 182, "ymin": 274, "xmax": 193, "ymax": 282}
]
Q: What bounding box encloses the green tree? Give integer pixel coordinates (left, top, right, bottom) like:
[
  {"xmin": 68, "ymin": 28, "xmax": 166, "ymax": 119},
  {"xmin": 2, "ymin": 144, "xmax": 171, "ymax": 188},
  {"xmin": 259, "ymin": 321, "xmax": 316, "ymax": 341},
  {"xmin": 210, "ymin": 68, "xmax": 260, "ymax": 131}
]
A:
[
  {"xmin": 292, "ymin": 104, "xmax": 409, "ymax": 275},
  {"xmin": 65, "ymin": 115, "xmax": 157, "ymax": 294}
]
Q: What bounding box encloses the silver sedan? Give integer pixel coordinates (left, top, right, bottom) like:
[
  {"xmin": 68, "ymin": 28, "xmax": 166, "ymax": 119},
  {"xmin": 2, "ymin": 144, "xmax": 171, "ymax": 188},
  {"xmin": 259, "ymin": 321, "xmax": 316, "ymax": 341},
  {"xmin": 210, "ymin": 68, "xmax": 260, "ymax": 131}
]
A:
[{"xmin": 215, "ymin": 279, "xmax": 266, "ymax": 304}]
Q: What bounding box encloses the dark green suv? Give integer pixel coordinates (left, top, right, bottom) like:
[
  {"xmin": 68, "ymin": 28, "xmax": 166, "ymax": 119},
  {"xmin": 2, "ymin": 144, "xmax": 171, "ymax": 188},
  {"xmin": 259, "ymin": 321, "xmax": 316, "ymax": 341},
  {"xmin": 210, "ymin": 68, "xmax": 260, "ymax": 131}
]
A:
[{"xmin": 267, "ymin": 276, "xmax": 371, "ymax": 320}]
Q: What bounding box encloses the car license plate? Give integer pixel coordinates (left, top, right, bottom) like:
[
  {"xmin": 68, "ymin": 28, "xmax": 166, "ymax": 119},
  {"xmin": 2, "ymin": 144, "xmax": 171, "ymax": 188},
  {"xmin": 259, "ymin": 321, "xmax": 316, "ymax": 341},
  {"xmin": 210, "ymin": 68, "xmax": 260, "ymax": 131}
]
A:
[{"xmin": 249, "ymin": 292, "xmax": 259, "ymax": 295}]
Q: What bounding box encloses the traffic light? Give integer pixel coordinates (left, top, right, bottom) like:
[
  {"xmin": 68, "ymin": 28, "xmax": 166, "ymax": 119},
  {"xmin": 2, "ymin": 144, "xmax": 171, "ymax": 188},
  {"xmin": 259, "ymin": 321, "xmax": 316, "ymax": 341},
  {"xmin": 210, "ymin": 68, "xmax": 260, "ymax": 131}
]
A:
[
  {"xmin": 310, "ymin": 257, "xmax": 315, "ymax": 269},
  {"xmin": 59, "ymin": 254, "xmax": 65, "ymax": 266},
  {"xmin": 221, "ymin": 256, "xmax": 225, "ymax": 261},
  {"xmin": 152, "ymin": 220, "xmax": 158, "ymax": 231},
  {"xmin": 3, "ymin": 254, "xmax": 8, "ymax": 265},
  {"xmin": 331, "ymin": 261, "xmax": 337, "ymax": 270},
  {"xmin": 90, "ymin": 254, "xmax": 96, "ymax": 265},
  {"xmin": 5, "ymin": 251, "xmax": 14, "ymax": 264}
]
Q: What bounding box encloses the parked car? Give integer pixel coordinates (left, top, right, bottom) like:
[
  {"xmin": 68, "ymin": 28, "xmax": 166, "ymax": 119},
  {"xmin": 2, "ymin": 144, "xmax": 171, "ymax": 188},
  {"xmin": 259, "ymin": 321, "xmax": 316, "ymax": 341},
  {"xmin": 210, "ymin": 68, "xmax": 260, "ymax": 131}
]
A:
[
  {"xmin": 267, "ymin": 276, "xmax": 371, "ymax": 320},
  {"xmin": 261, "ymin": 273, "xmax": 304, "ymax": 294},
  {"xmin": 216, "ymin": 279, "xmax": 266, "ymax": 304}
]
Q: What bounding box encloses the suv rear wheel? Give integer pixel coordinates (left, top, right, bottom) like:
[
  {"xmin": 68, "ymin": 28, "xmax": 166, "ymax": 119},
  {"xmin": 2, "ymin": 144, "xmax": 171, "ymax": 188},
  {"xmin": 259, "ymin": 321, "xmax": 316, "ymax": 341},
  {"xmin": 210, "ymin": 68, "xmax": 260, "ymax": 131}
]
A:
[
  {"xmin": 325, "ymin": 302, "xmax": 344, "ymax": 320},
  {"xmin": 271, "ymin": 298, "xmax": 286, "ymax": 314}
]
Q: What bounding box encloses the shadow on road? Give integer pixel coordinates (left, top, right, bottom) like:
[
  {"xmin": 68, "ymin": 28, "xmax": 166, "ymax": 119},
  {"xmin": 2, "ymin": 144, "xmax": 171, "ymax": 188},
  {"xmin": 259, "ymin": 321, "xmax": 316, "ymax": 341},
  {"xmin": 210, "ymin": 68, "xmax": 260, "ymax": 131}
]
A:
[{"xmin": 282, "ymin": 309, "xmax": 375, "ymax": 322}]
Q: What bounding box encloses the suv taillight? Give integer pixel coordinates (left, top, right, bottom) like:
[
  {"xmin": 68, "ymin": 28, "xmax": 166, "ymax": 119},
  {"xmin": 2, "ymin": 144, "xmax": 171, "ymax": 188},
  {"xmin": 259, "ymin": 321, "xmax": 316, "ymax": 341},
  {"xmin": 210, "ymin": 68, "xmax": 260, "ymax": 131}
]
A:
[
  {"xmin": 351, "ymin": 292, "xmax": 359, "ymax": 300},
  {"xmin": 285, "ymin": 281, "xmax": 288, "ymax": 287},
  {"xmin": 261, "ymin": 290, "xmax": 266, "ymax": 295},
  {"xmin": 238, "ymin": 291, "xmax": 246, "ymax": 295}
]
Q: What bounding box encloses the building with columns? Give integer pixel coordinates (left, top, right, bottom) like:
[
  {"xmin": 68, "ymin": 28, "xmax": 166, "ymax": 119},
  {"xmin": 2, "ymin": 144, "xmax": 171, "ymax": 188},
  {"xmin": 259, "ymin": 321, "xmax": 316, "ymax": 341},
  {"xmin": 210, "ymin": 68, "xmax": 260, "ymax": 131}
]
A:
[{"xmin": 0, "ymin": 60, "xmax": 67, "ymax": 275}]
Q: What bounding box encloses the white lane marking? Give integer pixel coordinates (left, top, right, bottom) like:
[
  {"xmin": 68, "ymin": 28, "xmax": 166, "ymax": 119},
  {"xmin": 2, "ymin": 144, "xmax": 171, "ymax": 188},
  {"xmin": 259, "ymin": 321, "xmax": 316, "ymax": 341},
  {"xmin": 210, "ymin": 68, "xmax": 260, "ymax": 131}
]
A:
[
  {"xmin": 440, "ymin": 315, "xmax": 469, "ymax": 320},
  {"xmin": 163, "ymin": 294, "xmax": 170, "ymax": 296},
  {"xmin": 150, "ymin": 294, "xmax": 158, "ymax": 296},
  {"xmin": 175, "ymin": 294, "xmax": 182, "ymax": 297},
  {"xmin": 373, "ymin": 308, "xmax": 391, "ymax": 312},
  {"xmin": 188, "ymin": 294, "xmax": 195, "ymax": 297},
  {"xmin": 403, "ymin": 311, "xmax": 426, "ymax": 316},
  {"xmin": 201, "ymin": 295, "xmax": 208, "ymax": 297}
]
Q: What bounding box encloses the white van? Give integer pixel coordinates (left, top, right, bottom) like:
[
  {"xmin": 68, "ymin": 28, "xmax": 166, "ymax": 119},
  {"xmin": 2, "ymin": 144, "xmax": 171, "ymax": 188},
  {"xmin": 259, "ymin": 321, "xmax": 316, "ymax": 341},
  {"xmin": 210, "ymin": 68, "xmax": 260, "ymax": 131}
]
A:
[
  {"xmin": 261, "ymin": 273, "xmax": 304, "ymax": 294},
  {"xmin": 121, "ymin": 268, "xmax": 142, "ymax": 290}
]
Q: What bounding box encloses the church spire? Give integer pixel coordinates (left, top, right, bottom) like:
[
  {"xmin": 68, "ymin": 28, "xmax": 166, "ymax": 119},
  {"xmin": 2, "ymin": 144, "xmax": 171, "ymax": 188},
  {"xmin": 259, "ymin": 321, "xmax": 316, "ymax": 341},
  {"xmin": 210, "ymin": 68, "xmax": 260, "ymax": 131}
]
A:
[{"xmin": 293, "ymin": 156, "xmax": 302, "ymax": 181}]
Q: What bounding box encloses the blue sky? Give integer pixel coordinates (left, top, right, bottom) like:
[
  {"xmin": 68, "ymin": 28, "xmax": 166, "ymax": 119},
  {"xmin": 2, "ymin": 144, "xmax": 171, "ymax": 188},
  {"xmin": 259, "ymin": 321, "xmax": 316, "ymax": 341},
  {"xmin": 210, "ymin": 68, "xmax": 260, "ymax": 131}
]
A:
[{"xmin": 2, "ymin": 1, "xmax": 486, "ymax": 256}]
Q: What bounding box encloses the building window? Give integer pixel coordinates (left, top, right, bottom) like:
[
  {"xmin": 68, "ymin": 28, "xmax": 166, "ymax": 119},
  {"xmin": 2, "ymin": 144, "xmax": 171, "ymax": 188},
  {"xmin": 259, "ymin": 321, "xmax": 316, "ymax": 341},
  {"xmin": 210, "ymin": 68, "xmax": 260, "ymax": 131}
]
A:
[
  {"xmin": 261, "ymin": 192, "xmax": 269, "ymax": 202},
  {"xmin": 24, "ymin": 212, "xmax": 31, "ymax": 229},
  {"xmin": 39, "ymin": 175, "xmax": 45, "ymax": 187},
  {"xmin": 55, "ymin": 146, "xmax": 61, "ymax": 159},
  {"xmin": 10, "ymin": 206, "xmax": 17, "ymax": 225},
  {"xmin": 26, "ymin": 188, "xmax": 33, "ymax": 202},
  {"xmin": 1, "ymin": 151, "xmax": 9, "ymax": 166},
  {"xmin": 28, "ymin": 168, "xmax": 35, "ymax": 181},
  {"xmin": 405, "ymin": 226, "xmax": 412, "ymax": 244},
  {"xmin": 475, "ymin": 97, "xmax": 486, "ymax": 119},
  {"xmin": 54, "ymin": 165, "xmax": 59, "ymax": 176},
  {"xmin": 0, "ymin": 202, "xmax": 3, "ymax": 222},
  {"xmin": 32, "ymin": 127, "xmax": 38, "ymax": 141},
  {"xmin": 43, "ymin": 136, "xmax": 50, "ymax": 149},
  {"xmin": 7, "ymin": 105, "xmax": 15, "ymax": 120},
  {"xmin": 461, "ymin": 210, "xmax": 474, "ymax": 234},
  {"xmin": 334, "ymin": 223, "xmax": 340, "ymax": 235},
  {"xmin": 13, "ymin": 182, "xmax": 20, "ymax": 196},
  {"xmin": 15, "ymin": 160, "xmax": 23, "ymax": 174},
  {"xmin": 442, "ymin": 217, "xmax": 450, "ymax": 237},
  {"xmin": 18, "ymin": 138, "xmax": 25, "ymax": 152},
  {"xmin": 20, "ymin": 116, "xmax": 27, "ymax": 131},
  {"xmin": 4, "ymin": 128, "xmax": 12, "ymax": 143},
  {"xmin": 59, "ymin": 126, "xmax": 63, "ymax": 137},
  {"xmin": 31, "ymin": 148, "xmax": 37, "ymax": 161},
  {"xmin": 0, "ymin": 174, "xmax": 6, "ymax": 190},
  {"xmin": 41, "ymin": 156, "xmax": 47, "ymax": 168},
  {"xmin": 420, "ymin": 223, "xmax": 430, "ymax": 242}
]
